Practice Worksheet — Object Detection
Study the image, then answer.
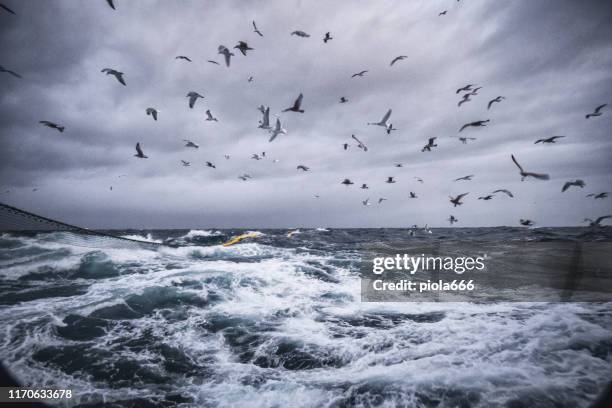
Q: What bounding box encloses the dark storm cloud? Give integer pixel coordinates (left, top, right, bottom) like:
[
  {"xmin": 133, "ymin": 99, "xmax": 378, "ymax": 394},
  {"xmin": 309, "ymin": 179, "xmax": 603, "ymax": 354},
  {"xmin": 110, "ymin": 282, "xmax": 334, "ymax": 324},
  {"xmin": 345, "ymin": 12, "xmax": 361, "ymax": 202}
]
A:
[{"xmin": 1, "ymin": 0, "xmax": 611, "ymax": 228}]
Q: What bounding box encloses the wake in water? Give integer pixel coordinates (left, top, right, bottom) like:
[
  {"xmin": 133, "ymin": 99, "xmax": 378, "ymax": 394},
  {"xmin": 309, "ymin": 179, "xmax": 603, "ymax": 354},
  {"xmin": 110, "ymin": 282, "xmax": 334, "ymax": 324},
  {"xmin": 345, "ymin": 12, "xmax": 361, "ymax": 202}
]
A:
[{"xmin": 1, "ymin": 228, "xmax": 611, "ymax": 407}]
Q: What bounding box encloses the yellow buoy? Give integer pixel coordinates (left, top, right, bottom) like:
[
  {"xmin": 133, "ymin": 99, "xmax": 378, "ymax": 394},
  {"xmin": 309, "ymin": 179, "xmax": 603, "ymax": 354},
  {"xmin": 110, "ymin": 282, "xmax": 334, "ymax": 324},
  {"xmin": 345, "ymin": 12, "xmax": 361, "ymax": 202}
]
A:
[{"xmin": 222, "ymin": 232, "xmax": 261, "ymax": 247}]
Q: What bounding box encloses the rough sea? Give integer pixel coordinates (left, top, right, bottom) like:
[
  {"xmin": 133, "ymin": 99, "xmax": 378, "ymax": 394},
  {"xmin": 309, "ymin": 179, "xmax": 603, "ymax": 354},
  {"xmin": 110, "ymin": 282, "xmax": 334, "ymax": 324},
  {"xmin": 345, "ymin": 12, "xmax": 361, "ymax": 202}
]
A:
[{"xmin": 1, "ymin": 228, "xmax": 611, "ymax": 407}]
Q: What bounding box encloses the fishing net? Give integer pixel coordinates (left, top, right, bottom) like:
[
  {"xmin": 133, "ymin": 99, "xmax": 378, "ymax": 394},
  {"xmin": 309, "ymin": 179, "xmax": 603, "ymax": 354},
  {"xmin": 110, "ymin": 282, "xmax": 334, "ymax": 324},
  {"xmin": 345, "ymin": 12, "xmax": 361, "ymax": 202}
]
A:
[{"xmin": 0, "ymin": 201, "xmax": 172, "ymax": 250}]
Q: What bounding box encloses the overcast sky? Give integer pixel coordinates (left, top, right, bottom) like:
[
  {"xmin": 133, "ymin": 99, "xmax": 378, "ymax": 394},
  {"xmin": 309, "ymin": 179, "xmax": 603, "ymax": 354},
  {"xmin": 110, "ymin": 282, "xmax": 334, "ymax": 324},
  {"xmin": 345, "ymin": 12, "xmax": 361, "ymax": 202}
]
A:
[{"xmin": 1, "ymin": 0, "xmax": 611, "ymax": 229}]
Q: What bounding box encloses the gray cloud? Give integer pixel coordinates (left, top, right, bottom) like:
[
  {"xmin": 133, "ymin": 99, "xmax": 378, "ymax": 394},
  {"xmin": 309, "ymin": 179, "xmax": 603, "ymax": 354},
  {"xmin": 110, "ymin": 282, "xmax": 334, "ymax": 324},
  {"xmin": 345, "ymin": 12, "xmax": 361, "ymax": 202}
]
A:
[{"xmin": 1, "ymin": 0, "xmax": 611, "ymax": 228}]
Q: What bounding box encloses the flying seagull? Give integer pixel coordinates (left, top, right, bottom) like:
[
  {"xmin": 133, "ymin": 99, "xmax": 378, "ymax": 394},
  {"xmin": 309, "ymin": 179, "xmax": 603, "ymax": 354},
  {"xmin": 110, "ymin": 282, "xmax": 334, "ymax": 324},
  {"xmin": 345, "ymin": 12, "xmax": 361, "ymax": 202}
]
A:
[
  {"xmin": 478, "ymin": 195, "xmax": 494, "ymax": 200},
  {"xmin": 218, "ymin": 45, "xmax": 234, "ymax": 67},
  {"xmin": 186, "ymin": 91, "xmax": 204, "ymax": 108},
  {"xmin": 410, "ymin": 192, "xmax": 418, "ymax": 198},
  {"xmin": 448, "ymin": 215, "xmax": 458, "ymax": 225},
  {"xmin": 101, "ymin": 68, "xmax": 126, "ymax": 85},
  {"xmin": 283, "ymin": 93, "xmax": 304, "ymax": 113},
  {"xmin": 258, "ymin": 107, "xmax": 271, "ymax": 129},
  {"xmin": 386, "ymin": 124, "xmax": 397, "ymax": 134},
  {"xmin": 395, "ymin": 163, "xmax": 403, "ymax": 168},
  {"xmin": 561, "ymin": 179, "xmax": 585, "ymax": 192},
  {"xmin": 520, "ymin": 219, "xmax": 534, "ymax": 226},
  {"xmin": 134, "ymin": 143, "xmax": 147, "ymax": 158},
  {"xmin": 251, "ymin": 154, "xmax": 263, "ymax": 160},
  {"xmin": 183, "ymin": 139, "xmax": 199, "ymax": 148},
  {"xmin": 511, "ymin": 154, "xmax": 550, "ymax": 181},
  {"xmin": 206, "ymin": 161, "xmax": 216, "ymax": 169},
  {"xmin": 487, "ymin": 96, "xmax": 505, "ymax": 110},
  {"xmin": 291, "ymin": 30, "xmax": 310, "ymax": 37},
  {"xmin": 469, "ymin": 86, "xmax": 483, "ymax": 96},
  {"xmin": 252, "ymin": 21, "xmax": 263, "ymax": 37},
  {"xmin": 340, "ymin": 97, "xmax": 348, "ymax": 103},
  {"xmin": 238, "ymin": 174, "xmax": 252, "ymax": 181},
  {"xmin": 145, "ymin": 108, "xmax": 158, "ymax": 121},
  {"xmin": 234, "ymin": 41, "xmax": 254, "ymax": 56},
  {"xmin": 378, "ymin": 198, "xmax": 387, "ymax": 204},
  {"xmin": 0, "ymin": 65, "xmax": 21, "ymax": 78},
  {"xmin": 585, "ymin": 104, "xmax": 606, "ymax": 119},
  {"xmin": 386, "ymin": 177, "xmax": 396, "ymax": 184},
  {"xmin": 297, "ymin": 165, "xmax": 310, "ymax": 171},
  {"xmin": 224, "ymin": 154, "xmax": 230, "ymax": 160},
  {"xmin": 205, "ymin": 110, "xmax": 218, "ymax": 121},
  {"xmin": 390, "ymin": 55, "xmax": 407, "ymax": 66},
  {"xmin": 323, "ymin": 32, "xmax": 333, "ymax": 43},
  {"xmin": 351, "ymin": 134, "xmax": 368, "ymax": 151},
  {"xmin": 39, "ymin": 121, "xmax": 65, "ymax": 132},
  {"xmin": 583, "ymin": 215, "xmax": 612, "ymax": 227},
  {"xmin": 586, "ymin": 192, "xmax": 609, "ymax": 199},
  {"xmin": 414, "ymin": 177, "xmax": 424, "ymax": 183},
  {"xmin": 360, "ymin": 183, "xmax": 369, "ymax": 189},
  {"xmin": 181, "ymin": 160, "xmax": 191, "ymax": 167},
  {"xmin": 269, "ymin": 118, "xmax": 287, "ymax": 142},
  {"xmin": 422, "ymin": 137, "xmax": 437, "ymax": 152},
  {"xmin": 207, "ymin": 60, "xmax": 220, "ymax": 65},
  {"xmin": 456, "ymin": 84, "xmax": 476, "ymax": 94},
  {"xmin": 492, "ymin": 189, "xmax": 514, "ymax": 198},
  {"xmin": 449, "ymin": 193, "xmax": 468, "ymax": 207},
  {"xmin": 351, "ymin": 70, "xmax": 368, "ymax": 78},
  {"xmin": 459, "ymin": 137, "xmax": 476, "ymax": 144},
  {"xmin": 248, "ymin": 76, "xmax": 254, "ymax": 82},
  {"xmin": 341, "ymin": 179, "xmax": 354, "ymax": 186},
  {"xmin": 454, "ymin": 175, "xmax": 474, "ymax": 181},
  {"xmin": 105, "ymin": 0, "xmax": 115, "ymax": 10},
  {"xmin": 459, "ymin": 119, "xmax": 490, "ymax": 132},
  {"xmin": 343, "ymin": 143, "xmax": 349, "ymax": 150},
  {"xmin": 535, "ymin": 136, "xmax": 565, "ymax": 144},
  {"xmin": 0, "ymin": 2, "xmax": 16, "ymax": 14},
  {"xmin": 439, "ymin": 10, "xmax": 447, "ymax": 16},
  {"xmin": 362, "ymin": 198, "xmax": 371, "ymax": 206},
  {"xmin": 368, "ymin": 109, "xmax": 392, "ymax": 128},
  {"xmin": 458, "ymin": 94, "xmax": 472, "ymax": 107},
  {"xmin": 175, "ymin": 56, "xmax": 192, "ymax": 62}
]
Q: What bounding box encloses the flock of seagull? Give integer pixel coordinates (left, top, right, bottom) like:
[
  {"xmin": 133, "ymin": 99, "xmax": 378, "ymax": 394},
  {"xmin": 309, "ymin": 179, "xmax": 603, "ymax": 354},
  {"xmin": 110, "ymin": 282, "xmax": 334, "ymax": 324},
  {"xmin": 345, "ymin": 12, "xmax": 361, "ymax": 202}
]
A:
[{"xmin": 1, "ymin": 0, "xmax": 611, "ymax": 229}]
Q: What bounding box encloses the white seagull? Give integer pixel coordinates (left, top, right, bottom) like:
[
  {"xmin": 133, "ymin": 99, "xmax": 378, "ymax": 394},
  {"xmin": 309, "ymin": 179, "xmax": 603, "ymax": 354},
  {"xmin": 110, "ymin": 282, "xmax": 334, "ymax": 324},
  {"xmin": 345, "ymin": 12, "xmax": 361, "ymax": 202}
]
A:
[{"xmin": 269, "ymin": 118, "xmax": 287, "ymax": 142}]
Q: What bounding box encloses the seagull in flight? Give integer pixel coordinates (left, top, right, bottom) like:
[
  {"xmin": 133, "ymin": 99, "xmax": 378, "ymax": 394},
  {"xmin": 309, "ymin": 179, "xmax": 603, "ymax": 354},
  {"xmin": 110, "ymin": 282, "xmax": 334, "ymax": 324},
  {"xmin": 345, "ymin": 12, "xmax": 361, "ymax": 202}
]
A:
[
  {"xmin": 511, "ymin": 154, "xmax": 550, "ymax": 181},
  {"xmin": 351, "ymin": 70, "xmax": 368, "ymax": 78},
  {"xmin": 181, "ymin": 160, "xmax": 191, "ymax": 167},
  {"xmin": 340, "ymin": 97, "xmax": 348, "ymax": 103},
  {"xmin": 248, "ymin": 76, "xmax": 254, "ymax": 82},
  {"xmin": 206, "ymin": 161, "xmax": 216, "ymax": 169},
  {"xmin": 459, "ymin": 119, "xmax": 489, "ymax": 132},
  {"xmin": 146, "ymin": 108, "xmax": 158, "ymax": 121},
  {"xmin": 487, "ymin": 96, "xmax": 505, "ymax": 110},
  {"xmin": 0, "ymin": 2, "xmax": 16, "ymax": 14},
  {"xmin": 386, "ymin": 124, "xmax": 397, "ymax": 134},
  {"xmin": 175, "ymin": 56, "xmax": 192, "ymax": 62},
  {"xmin": 478, "ymin": 195, "xmax": 494, "ymax": 201},
  {"xmin": 269, "ymin": 118, "xmax": 287, "ymax": 142},
  {"xmin": 360, "ymin": 183, "xmax": 369, "ymax": 189},
  {"xmin": 207, "ymin": 60, "xmax": 220, "ymax": 65},
  {"xmin": 561, "ymin": 179, "xmax": 585, "ymax": 192},
  {"xmin": 439, "ymin": 10, "xmax": 448, "ymax": 16},
  {"xmin": 414, "ymin": 177, "xmax": 424, "ymax": 183},
  {"xmin": 586, "ymin": 192, "xmax": 608, "ymax": 199},
  {"xmin": 283, "ymin": 93, "xmax": 304, "ymax": 113},
  {"xmin": 351, "ymin": 134, "xmax": 368, "ymax": 151},
  {"xmin": 341, "ymin": 179, "xmax": 354, "ymax": 186},
  {"xmin": 238, "ymin": 174, "xmax": 252, "ymax": 181},
  {"xmin": 368, "ymin": 109, "xmax": 392, "ymax": 128},
  {"xmin": 454, "ymin": 175, "xmax": 474, "ymax": 181},
  {"xmin": 583, "ymin": 215, "xmax": 612, "ymax": 227},
  {"xmin": 492, "ymin": 189, "xmax": 514, "ymax": 198},
  {"xmin": 205, "ymin": 110, "xmax": 218, "ymax": 121},
  {"xmin": 343, "ymin": 143, "xmax": 349, "ymax": 150},
  {"xmin": 234, "ymin": 41, "xmax": 254, "ymax": 56},
  {"xmin": 323, "ymin": 32, "xmax": 333, "ymax": 43},
  {"xmin": 291, "ymin": 30, "xmax": 310, "ymax": 37},
  {"xmin": 520, "ymin": 219, "xmax": 534, "ymax": 227},
  {"xmin": 218, "ymin": 45, "xmax": 234, "ymax": 67},
  {"xmin": 252, "ymin": 21, "xmax": 263, "ymax": 37},
  {"xmin": 585, "ymin": 104, "xmax": 606, "ymax": 119},
  {"xmin": 0, "ymin": 65, "xmax": 21, "ymax": 78},
  {"xmin": 134, "ymin": 143, "xmax": 148, "ymax": 158},
  {"xmin": 224, "ymin": 154, "xmax": 230, "ymax": 160},
  {"xmin": 386, "ymin": 177, "xmax": 396, "ymax": 184},
  {"xmin": 258, "ymin": 107, "xmax": 271, "ymax": 129},
  {"xmin": 390, "ymin": 55, "xmax": 407, "ymax": 66},
  {"xmin": 458, "ymin": 94, "xmax": 472, "ymax": 107},
  {"xmin": 410, "ymin": 192, "xmax": 418, "ymax": 198},
  {"xmin": 378, "ymin": 198, "xmax": 387, "ymax": 204},
  {"xmin": 459, "ymin": 137, "xmax": 476, "ymax": 144},
  {"xmin": 105, "ymin": 0, "xmax": 115, "ymax": 10},
  {"xmin": 449, "ymin": 193, "xmax": 469, "ymax": 207},
  {"xmin": 448, "ymin": 215, "xmax": 458, "ymax": 225},
  {"xmin": 101, "ymin": 68, "xmax": 126, "ymax": 85},
  {"xmin": 362, "ymin": 198, "xmax": 371, "ymax": 206},
  {"xmin": 456, "ymin": 84, "xmax": 476, "ymax": 94},
  {"xmin": 183, "ymin": 139, "xmax": 199, "ymax": 148},
  {"xmin": 251, "ymin": 153, "xmax": 263, "ymax": 160},
  {"xmin": 297, "ymin": 165, "xmax": 310, "ymax": 171},
  {"xmin": 422, "ymin": 137, "xmax": 437, "ymax": 152},
  {"xmin": 39, "ymin": 121, "xmax": 65, "ymax": 132},
  {"xmin": 534, "ymin": 136, "xmax": 564, "ymax": 144},
  {"xmin": 186, "ymin": 91, "xmax": 204, "ymax": 108}
]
